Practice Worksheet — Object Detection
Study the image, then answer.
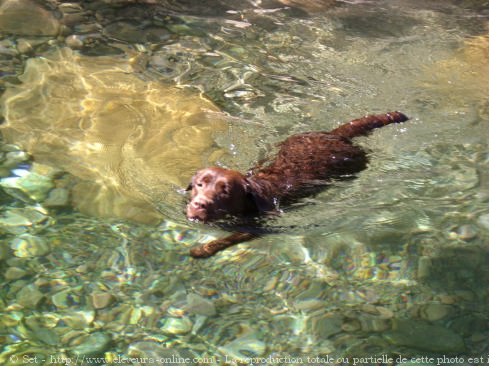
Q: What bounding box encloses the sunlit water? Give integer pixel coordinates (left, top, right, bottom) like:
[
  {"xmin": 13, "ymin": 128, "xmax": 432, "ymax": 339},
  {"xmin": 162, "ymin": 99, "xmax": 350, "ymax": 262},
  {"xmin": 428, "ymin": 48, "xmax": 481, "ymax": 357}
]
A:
[{"xmin": 0, "ymin": 0, "xmax": 488, "ymax": 364}]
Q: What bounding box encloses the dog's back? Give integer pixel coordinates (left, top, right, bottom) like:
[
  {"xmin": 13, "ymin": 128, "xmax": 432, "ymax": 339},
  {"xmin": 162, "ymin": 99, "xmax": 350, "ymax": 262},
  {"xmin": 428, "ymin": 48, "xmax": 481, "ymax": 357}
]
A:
[{"xmin": 250, "ymin": 112, "xmax": 409, "ymax": 198}]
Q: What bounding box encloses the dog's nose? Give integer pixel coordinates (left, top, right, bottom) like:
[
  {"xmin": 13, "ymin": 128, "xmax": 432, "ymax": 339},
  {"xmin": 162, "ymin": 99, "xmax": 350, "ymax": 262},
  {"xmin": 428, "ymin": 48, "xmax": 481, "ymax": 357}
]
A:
[
  {"xmin": 191, "ymin": 199, "xmax": 208, "ymax": 209},
  {"xmin": 187, "ymin": 198, "xmax": 211, "ymax": 221}
]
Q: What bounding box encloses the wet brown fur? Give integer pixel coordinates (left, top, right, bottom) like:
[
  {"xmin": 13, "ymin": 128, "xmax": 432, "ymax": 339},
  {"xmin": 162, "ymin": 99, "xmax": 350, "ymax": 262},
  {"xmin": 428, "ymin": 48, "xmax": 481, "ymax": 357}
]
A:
[{"xmin": 187, "ymin": 112, "xmax": 409, "ymax": 258}]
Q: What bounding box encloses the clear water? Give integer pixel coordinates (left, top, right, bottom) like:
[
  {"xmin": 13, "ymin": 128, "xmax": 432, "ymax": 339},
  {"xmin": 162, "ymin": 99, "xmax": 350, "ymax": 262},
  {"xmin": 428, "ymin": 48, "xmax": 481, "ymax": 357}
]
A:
[{"xmin": 0, "ymin": 0, "xmax": 489, "ymax": 364}]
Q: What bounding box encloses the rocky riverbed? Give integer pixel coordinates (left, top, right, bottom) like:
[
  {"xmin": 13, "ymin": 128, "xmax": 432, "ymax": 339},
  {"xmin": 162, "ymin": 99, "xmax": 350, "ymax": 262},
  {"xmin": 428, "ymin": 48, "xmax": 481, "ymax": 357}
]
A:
[{"xmin": 1, "ymin": 0, "xmax": 489, "ymax": 365}]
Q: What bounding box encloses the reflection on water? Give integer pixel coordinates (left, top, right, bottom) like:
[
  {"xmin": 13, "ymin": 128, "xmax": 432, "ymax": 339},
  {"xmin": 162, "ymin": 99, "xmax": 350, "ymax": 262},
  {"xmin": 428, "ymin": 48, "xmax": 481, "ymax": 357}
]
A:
[
  {"xmin": 1, "ymin": 48, "xmax": 228, "ymax": 223},
  {"xmin": 0, "ymin": 0, "xmax": 489, "ymax": 364},
  {"xmin": 428, "ymin": 23, "xmax": 489, "ymax": 118}
]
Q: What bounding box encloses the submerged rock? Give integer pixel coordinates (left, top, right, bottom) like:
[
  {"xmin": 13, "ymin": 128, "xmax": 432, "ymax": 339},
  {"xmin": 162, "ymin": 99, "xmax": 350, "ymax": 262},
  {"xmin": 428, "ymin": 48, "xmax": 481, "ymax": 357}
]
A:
[
  {"xmin": 43, "ymin": 188, "xmax": 70, "ymax": 208},
  {"xmin": 0, "ymin": 206, "xmax": 51, "ymax": 235},
  {"xmin": 0, "ymin": 0, "xmax": 60, "ymax": 36},
  {"xmin": 1, "ymin": 171, "xmax": 54, "ymax": 202},
  {"xmin": 90, "ymin": 291, "xmax": 115, "ymax": 309},
  {"xmin": 4, "ymin": 266, "xmax": 27, "ymax": 280},
  {"xmin": 160, "ymin": 317, "xmax": 193, "ymax": 335},
  {"xmin": 0, "ymin": 48, "xmax": 228, "ymax": 224},
  {"xmin": 62, "ymin": 310, "xmax": 95, "ymax": 330},
  {"xmin": 218, "ymin": 333, "xmax": 267, "ymax": 361},
  {"xmin": 16, "ymin": 284, "xmax": 44, "ymax": 308},
  {"xmin": 52, "ymin": 288, "xmax": 82, "ymax": 309},
  {"xmin": 478, "ymin": 213, "xmax": 489, "ymax": 230},
  {"xmin": 184, "ymin": 293, "xmax": 216, "ymax": 316},
  {"xmin": 417, "ymin": 256, "xmax": 432, "ymax": 280},
  {"xmin": 65, "ymin": 35, "xmax": 84, "ymax": 49},
  {"xmin": 384, "ymin": 319, "xmax": 465, "ymax": 353},
  {"xmin": 10, "ymin": 233, "xmax": 50, "ymax": 257},
  {"xmin": 3, "ymin": 150, "xmax": 29, "ymax": 168},
  {"xmin": 428, "ymin": 24, "xmax": 489, "ymax": 112},
  {"xmin": 420, "ymin": 303, "xmax": 453, "ymax": 322},
  {"xmin": 103, "ymin": 21, "xmax": 152, "ymax": 43},
  {"xmin": 71, "ymin": 332, "xmax": 112, "ymax": 357}
]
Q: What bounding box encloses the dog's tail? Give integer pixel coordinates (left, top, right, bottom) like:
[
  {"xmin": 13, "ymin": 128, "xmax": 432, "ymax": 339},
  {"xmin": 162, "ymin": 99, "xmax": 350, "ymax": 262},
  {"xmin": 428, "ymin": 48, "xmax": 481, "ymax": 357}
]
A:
[{"xmin": 330, "ymin": 111, "xmax": 409, "ymax": 139}]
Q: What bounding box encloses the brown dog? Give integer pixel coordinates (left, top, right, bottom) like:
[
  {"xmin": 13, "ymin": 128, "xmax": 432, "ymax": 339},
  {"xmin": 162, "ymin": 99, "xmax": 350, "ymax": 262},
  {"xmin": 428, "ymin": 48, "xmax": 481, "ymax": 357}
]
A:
[{"xmin": 187, "ymin": 112, "xmax": 409, "ymax": 258}]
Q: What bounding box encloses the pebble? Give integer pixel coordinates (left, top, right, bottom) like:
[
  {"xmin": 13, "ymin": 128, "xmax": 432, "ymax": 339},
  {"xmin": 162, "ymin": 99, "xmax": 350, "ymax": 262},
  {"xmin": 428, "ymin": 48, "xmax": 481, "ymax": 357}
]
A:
[
  {"xmin": 5, "ymin": 267, "xmax": 28, "ymax": 280},
  {"xmin": 52, "ymin": 288, "xmax": 81, "ymax": 309},
  {"xmin": 0, "ymin": 41, "xmax": 17, "ymax": 57},
  {"xmin": 10, "ymin": 233, "xmax": 50, "ymax": 257},
  {"xmin": 294, "ymin": 299, "xmax": 325, "ymax": 311},
  {"xmin": 43, "ymin": 188, "xmax": 70, "ymax": 208},
  {"xmin": 478, "ymin": 213, "xmax": 489, "ymax": 230},
  {"xmin": 90, "ymin": 292, "xmax": 115, "ymax": 309},
  {"xmin": 62, "ymin": 13, "xmax": 86, "ymax": 26},
  {"xmin": 420, "ymin": 303, "xmax": 453, "ymax": 322},
  {"xmin": 438, "ymin": 294, "xmax": 457, "ymax": 305},
  {"xmin": 375, "ymin": 306, "xmax": 395, "ymax": 319},
  {"xmin": 2, "ymin": 312, "xmax": 23, "ymax": 327},
  {"xmin": 360, "ymin": 304, "xmax": 380, "ymax": 315},
  {"xmin": 417, "ymin": 256, "xmax": 432, "ymax": 279},
  {"xmin": 219, "ymin": 333, "xmax": 267, "ymax": 361},
  {"xmin": 456, "ymin": 224, "xmax": 477, "ymax": 240},
  {"xmin": 25, "ymin": 314, "xmax": 53, "ymax": 331},
  {"xmin": 103, "ymin": 21, "xmax": 146, "ymax": 43},
  {"xmin": 0, "ymin": 0, "xmax": 60, "ymax": 36},
  {"xmin": 0, "ymin": 210, "xmax": 32, "ymax": 234},
  {"xmin": 16, "ymin": 284, "xmax": 44, "ymax": 308},
  {"xmin": 224, "ymin": 89, "xmax": 258, "ymax": 100},
  {"xmin": 166, "ymin": 23, "xmax": 194, "ymax": 35},
  {"xmin": 62, "ymin": 311, "xmax": 95, "ymax": 329},
  {"xmin": 184, "ymin": 293, "xmax": 216, "ymax": 316},
  {"xmin": 58, "ymin": 3, "xmax": 83, "ymax": 14},
  {"xmin": 16, "ymin": 39, "xmax": 33, "ymax": 54},
  {"xmin": 384, "ymin": 319, "xmax": 465, "ymax": 353},
  {"xmin": 1, "ymin": 171, "xmax": 54, "ymax": 202},
  {"xmin": 341, "ymin": 319, "xmax": 361, "ymax": 332},
  {"xmin": 4, "ymin": 150, "xmax": 29, "ymax": 168},
  {"xmin": 160, "ymin": 317, "xmax": 193, "ymax": 335},
  {"xmin": 65, "ymin": 35, "xmax": 84, "ymax": 49},
  {"xmin": 359, "ymin": 317, "xmax": 391, "ymax": 332},
  {"xmin": 0, "ymin": 207, "xmax": 50, "ymax": 235},
  {"xmin": 74, "ymin": 23, "xmax": 100, "ymax": 34},
  {"xmin": 71, "ymin": 332, "xmax": 112, "ymax": 357},
  {"xmin": 312, "ymin": 313, "xmax": 343, "ymax": 338}
]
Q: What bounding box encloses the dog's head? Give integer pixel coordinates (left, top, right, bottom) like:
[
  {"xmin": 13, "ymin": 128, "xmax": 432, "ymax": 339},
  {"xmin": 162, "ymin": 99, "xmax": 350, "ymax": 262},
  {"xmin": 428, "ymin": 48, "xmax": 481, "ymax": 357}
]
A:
[{"xmin": 186, "ymin": 167, "xmax": 253, "ymax": 222}]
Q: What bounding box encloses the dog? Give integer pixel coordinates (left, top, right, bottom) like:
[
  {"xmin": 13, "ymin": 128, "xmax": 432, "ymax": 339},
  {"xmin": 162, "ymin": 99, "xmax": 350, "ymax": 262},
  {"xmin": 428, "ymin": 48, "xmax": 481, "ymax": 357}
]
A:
[{"xmin": 186, "ymin": 112, "xmax": 409, "ymax": 258}]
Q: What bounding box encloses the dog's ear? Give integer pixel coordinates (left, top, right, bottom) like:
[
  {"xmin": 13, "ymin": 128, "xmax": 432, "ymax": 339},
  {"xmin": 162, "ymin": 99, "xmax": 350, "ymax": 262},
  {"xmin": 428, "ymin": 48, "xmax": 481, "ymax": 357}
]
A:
[{"xmin": 244, "ymin": 178, "xmax": 276, "ymax": 213}]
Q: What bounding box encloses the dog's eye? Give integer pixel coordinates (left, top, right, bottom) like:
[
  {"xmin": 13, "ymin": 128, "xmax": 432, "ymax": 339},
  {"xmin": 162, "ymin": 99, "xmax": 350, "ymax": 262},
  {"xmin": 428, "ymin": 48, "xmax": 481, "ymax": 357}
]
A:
[
  {"xmin": 217, "ymin": 181, "xmax": 229, "ymax": 194},
  {"xmin": 196, "ymin": 182, "xmax": 203, "ymax": 187}
]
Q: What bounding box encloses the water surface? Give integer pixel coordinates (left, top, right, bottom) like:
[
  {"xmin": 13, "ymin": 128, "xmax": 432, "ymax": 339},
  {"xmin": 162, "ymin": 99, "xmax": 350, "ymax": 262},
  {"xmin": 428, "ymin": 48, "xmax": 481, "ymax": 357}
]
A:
[{"xmin": 0, "ymin": 0, "xmax": 488, "ymax": 364}]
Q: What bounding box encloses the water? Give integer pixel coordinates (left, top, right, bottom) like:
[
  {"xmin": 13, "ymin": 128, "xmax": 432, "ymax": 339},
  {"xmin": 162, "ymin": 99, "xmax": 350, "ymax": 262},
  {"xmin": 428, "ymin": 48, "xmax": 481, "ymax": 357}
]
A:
[{"xmin": 0, "ymin": 0, "xmax": 489, "ymax": 364}]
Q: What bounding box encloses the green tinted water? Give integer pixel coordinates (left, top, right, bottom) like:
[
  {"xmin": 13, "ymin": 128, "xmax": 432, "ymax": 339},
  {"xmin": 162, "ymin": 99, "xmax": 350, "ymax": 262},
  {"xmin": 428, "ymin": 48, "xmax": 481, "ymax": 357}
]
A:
[{"xmin": 0, "ymin": 0, "xmax": 488, "ymax": 364}]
